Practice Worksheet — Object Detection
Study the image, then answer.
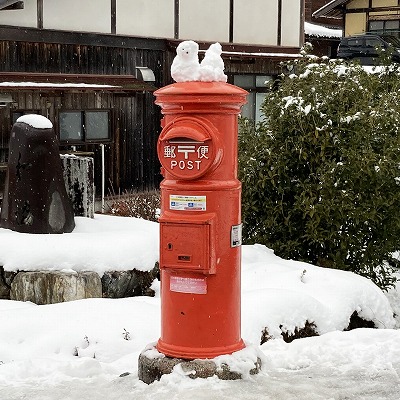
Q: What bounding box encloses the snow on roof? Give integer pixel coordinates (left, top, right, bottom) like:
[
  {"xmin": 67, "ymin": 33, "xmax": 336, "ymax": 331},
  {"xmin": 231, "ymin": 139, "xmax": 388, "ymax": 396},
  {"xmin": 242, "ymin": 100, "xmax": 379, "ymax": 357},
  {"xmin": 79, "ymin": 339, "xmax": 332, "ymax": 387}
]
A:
[
  {"xmin": 0, "ymin": 72, "xmax": 157, "ymax": 92},
  {"xmin": 0, "ymin": 82, "xmax": 117, "ymax": 89},
  {"xmin": 305, "ymin": 22, "xmax": 342, "ymax": 38}
]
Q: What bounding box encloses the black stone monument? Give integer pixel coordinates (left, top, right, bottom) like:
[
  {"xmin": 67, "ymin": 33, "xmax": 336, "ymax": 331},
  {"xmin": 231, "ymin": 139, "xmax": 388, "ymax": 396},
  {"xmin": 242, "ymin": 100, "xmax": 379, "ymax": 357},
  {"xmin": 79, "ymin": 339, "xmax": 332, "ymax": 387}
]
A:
[{"xmin": 0, "ymin": 115, "xmax": 75, "ymax": 234}]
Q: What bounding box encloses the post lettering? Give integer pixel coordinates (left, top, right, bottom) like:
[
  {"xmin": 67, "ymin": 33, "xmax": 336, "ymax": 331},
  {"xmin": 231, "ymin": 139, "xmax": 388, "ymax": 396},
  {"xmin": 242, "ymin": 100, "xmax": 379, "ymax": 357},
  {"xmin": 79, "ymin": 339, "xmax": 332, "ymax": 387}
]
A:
[{"xmin": 170, "ymin": 159, "xmax": 202, "ymax": 170}]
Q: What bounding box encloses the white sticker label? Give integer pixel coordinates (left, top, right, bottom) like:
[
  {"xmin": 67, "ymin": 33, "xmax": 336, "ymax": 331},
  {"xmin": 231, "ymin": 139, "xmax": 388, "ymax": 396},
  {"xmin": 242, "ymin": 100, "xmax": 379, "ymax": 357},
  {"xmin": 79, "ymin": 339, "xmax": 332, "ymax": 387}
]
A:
[
  {"xmin": 231, "ymin": 224, "xmax": 242, "ymax": 247},
  {"xmin": 169, "ymin": 195, "xmax": 206, "ymax": 211},
  {"xmin": 170, "ymin": 276, "xmax": 207, "ymax": 295}
]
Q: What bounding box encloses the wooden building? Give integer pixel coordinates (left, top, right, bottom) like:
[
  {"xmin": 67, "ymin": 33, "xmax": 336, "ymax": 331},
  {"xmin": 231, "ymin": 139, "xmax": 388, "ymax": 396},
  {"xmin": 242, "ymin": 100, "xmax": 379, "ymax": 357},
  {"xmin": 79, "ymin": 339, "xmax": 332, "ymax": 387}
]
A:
[
  {"xmin": 305, "ymin": 0, "xmax": 343, "ymax": 58},
  {"xmin": 313, "ymin": 0, "xmax": 400, "ymax": 38},
  {"xmin": 0, "ymin": 0, "xmax": 305, "ymax": 196}
]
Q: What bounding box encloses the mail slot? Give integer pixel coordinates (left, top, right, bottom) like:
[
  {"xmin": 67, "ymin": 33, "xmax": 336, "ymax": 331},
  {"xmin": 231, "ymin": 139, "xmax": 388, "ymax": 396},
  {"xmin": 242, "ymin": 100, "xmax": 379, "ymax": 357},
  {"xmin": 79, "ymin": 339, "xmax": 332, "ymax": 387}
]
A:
[{"xmin": 157, "ymin": 116, "xmax": 221, "ymax": 180}]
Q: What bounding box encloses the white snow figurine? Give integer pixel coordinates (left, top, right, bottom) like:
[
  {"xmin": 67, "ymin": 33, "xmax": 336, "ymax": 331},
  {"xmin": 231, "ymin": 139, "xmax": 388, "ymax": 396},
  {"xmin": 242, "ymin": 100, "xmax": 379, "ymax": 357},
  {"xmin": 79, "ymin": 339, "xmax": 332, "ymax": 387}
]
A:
[
  {"xmin": 171, "ymin": 40, "xmax": 200, "ymax": 82},
  {"xmin": 170, "ymin": 41, "xmax": 227, "ymax": 83},
  {"xmin": 199, "ymin": 42, "xmax": 227, "ymax": 82}
]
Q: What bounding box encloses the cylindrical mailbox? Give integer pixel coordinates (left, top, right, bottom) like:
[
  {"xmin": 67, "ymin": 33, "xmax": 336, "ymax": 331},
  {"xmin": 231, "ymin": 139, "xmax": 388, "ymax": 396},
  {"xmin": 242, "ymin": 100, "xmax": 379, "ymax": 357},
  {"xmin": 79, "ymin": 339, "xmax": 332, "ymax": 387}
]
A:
[{"xmin": 155, "ymin": 81, "xmax": 248, "ymax": 360}]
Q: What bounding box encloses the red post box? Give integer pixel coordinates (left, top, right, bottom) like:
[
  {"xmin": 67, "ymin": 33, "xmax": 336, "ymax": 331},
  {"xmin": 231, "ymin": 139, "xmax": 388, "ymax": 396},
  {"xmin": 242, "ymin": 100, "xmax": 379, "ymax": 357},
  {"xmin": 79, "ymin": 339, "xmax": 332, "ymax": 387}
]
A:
[{"xmin": 155, "ymin": 81, "xmax": 248, "ymax": 360}]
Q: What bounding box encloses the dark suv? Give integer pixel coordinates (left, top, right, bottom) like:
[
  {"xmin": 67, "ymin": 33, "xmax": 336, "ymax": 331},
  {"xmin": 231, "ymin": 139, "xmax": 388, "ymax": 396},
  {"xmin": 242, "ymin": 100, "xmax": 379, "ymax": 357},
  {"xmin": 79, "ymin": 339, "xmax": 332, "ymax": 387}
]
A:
[{"xmin": 337, "ymin": 34, "xmax": 400, "ymax": 64}]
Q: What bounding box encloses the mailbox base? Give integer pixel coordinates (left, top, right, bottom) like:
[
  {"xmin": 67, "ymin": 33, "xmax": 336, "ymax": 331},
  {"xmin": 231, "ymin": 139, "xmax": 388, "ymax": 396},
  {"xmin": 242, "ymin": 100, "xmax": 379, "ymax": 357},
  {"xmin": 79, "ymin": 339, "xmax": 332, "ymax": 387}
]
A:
[
  {"xmin": 156, "ymin": 338, "xmax": 246, "ymax": 360},
  {"xmin": 138, "ymin": 344, "xmax": 263, "ymax": 385}
]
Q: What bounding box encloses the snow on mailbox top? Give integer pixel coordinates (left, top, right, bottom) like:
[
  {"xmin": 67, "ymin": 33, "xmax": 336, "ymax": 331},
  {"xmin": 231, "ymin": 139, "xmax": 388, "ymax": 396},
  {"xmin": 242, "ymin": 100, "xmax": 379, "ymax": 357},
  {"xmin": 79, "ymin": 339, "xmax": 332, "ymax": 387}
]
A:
[{"xmin": 171, "ymin": 41, "xmax": 227, "ymax": 83}]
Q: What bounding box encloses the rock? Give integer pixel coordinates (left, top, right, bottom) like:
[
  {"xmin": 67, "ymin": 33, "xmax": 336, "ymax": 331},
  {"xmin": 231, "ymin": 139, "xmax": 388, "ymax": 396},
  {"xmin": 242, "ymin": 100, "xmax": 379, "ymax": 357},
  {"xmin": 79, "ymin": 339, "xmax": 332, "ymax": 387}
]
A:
[
  {"xmin": 0, "ymin": 116, "xmax": 75, "ymax": 233},
  {"xmin": 0, "ymin": 267, "xmax": 17, "ymax": 299},
  {"xmin": 10, "ymin": 271, "xmax": 102, "ymax": 304},
  {"xmin": 0, "ymin": 269, "xmax": 10, "ymax": 299},
  {"xmin": 0, "ymin": 284, "xmax": 8, "ymax": 299},
  {"xmin": 102, "ymin": 264, "xmax": 159, "ymax": 298},
  {"xmin": 345, "ymin": 311, "xmax": 376, "ymax": 330},
  {"xmin": 261, "ymin": 321, "xmax": 319, "ymax": 344}
]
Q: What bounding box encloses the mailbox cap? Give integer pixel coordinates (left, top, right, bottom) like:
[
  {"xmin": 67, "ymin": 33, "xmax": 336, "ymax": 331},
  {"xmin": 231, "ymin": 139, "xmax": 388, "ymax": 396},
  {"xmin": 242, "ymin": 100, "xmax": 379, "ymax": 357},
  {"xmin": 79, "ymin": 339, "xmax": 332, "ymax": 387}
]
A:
[{"xmin": 154, "ymin": 81, "xmax": 248, "ymax": 108}]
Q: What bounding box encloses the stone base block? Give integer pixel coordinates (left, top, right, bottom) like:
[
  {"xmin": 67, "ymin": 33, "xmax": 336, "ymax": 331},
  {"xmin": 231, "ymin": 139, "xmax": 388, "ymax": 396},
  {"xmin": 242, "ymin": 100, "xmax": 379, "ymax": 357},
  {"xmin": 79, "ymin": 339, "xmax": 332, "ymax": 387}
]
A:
[
  {"xmin": 138, "ymin": 343, "xmax": 263, "ymax": 384},
  {"xmin": 102, "ymin": 264, "xmax": 159, "ymax": 298},
  {"xmin": 10, "ymin": 271, "xmax": 102, "ymax": 304}
]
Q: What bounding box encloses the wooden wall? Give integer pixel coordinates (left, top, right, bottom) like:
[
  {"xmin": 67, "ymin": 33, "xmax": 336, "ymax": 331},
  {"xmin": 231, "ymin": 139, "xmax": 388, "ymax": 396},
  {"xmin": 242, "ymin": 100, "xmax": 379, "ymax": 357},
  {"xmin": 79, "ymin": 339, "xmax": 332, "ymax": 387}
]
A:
[
  {"xmin": 0, "ymin": 39, "xmax": 165, "ymax": 195},
  {"xmin": 0, "ymin": 40, "xmax": 166, "ymax": 81},
  {"xmin": 0, "ymin": 90, "xmax": 161, "ymax": 195}
]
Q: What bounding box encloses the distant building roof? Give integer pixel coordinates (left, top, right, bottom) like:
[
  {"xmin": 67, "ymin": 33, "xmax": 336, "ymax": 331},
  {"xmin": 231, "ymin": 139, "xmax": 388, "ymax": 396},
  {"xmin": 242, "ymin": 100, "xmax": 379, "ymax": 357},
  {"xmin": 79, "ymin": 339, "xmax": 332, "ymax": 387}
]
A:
[
  {"xmin": 313, "ymin": 0, "xmax": 348, "ymax": 19},
  {"xmin": 0, "ymin": 0, "xmax": 22, "ymax": 10}
]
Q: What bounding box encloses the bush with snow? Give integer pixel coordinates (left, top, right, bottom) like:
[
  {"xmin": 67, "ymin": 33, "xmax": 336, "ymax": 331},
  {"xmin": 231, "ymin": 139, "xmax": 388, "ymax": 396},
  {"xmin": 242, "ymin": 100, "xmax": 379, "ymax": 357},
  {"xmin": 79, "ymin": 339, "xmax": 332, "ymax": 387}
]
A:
[{"xmin": 239, "ymin": 51, "xmax": 400, "ymax": 289}]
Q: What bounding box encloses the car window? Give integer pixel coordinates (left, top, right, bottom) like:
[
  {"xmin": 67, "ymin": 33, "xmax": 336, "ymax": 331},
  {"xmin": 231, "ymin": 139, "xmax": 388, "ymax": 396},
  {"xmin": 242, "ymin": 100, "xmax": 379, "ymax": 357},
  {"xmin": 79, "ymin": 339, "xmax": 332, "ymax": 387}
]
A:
[
  {"xmin": 347, "ymin": 38, "xmax": 363, "ymax": 47},
  {"xmin": 365, "ymin": 38, "xmax": 383, "ymax": 48},
  {"xmin": 382, "ymin": 35, "xmax": 400, "ymax": 47}
]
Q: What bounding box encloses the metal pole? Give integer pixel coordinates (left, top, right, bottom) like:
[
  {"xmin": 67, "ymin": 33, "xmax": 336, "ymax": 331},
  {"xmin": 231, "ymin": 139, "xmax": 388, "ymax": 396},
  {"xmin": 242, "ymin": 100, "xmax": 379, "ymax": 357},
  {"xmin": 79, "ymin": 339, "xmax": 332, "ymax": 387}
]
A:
[{"xmin": 100, "ymin": 143, "xmax": 105, "ymax": 213}]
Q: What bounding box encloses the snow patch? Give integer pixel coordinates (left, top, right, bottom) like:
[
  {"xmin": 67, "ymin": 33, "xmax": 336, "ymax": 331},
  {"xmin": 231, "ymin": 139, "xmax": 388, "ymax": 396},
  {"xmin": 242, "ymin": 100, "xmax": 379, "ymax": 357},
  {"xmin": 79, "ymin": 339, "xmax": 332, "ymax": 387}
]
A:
[
  {"xmin": 0, "ymin": 216, "xmax": 398, "ymax": 398},
  {"xmin": 16, "ymin": 114, "xmax": 53, "ymax": 129}
]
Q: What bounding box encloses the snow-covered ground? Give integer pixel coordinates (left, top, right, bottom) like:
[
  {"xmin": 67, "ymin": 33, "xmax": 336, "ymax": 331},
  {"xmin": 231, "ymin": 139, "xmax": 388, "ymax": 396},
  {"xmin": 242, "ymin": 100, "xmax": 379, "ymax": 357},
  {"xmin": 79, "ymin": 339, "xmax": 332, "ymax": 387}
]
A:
[{"xmin": 0, "ymin": 215, "xmax": 399, "ymax": 399}]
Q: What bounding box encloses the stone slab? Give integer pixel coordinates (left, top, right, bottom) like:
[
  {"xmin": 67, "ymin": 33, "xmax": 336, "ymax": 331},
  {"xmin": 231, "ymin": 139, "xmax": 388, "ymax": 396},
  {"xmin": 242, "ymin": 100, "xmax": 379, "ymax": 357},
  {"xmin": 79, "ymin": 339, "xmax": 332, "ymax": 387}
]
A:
[
  {"xmin": 10, "ymin": 271, "xmax": 102, "ymax": 304},
  {"xmin": 138, "ymin": 344, "xmax": 263, "ymax": 384}
]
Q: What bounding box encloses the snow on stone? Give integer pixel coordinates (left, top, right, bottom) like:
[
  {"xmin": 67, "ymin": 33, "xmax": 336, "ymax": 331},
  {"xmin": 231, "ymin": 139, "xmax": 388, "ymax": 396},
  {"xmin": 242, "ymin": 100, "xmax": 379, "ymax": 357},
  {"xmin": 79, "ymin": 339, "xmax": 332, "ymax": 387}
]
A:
[
  {"xmin": 0, "ymin": 214, "xmax": 159, "ymax": 274},
  {"xmin": 171, "ymin": 40, "xmax": 201, "ymax": 82},
  {"xmin": 0, "ymin": 217, "xmax": 395, "ymax": 337},
  {"xmin": 305, "ymin": 22, "xmax": 342, "ymax": 38},
  {"xmin": 16, "ymin": 114, "xmax": 53, "ymax": 129},
  {"xmin": 214, "ymin": 344, "xmax": 266, "ymax": 378},
  {"xmin": 241, "ymin": 244, "xmax": 395, "ymax": 343}
]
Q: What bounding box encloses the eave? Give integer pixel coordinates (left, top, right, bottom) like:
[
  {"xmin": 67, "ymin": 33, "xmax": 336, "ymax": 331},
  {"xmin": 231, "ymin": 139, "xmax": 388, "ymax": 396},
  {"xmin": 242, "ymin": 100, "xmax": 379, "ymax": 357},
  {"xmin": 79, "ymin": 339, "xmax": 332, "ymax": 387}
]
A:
[
  {"xmin": 167, "ymin": 40, "xmax": 300, "ymax": 61},
  {"xmin": 0, "ymin": 0, "xmax": 23, "ymax": 10},
  {"xmin": 0, "ymin": 72, "xmax": 157, "ymax": 93},
  {"xmin": 313, "ymin": 0, "xmax": 349, "ymax": 19}
]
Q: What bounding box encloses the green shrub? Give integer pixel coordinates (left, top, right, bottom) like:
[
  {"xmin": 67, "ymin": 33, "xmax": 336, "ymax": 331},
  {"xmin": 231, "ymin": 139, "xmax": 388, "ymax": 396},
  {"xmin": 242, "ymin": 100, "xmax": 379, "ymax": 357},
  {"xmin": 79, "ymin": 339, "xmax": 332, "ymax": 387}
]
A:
[{"xmin": 239, "ymin": 53, "xmax": 400, "ymax": 289}]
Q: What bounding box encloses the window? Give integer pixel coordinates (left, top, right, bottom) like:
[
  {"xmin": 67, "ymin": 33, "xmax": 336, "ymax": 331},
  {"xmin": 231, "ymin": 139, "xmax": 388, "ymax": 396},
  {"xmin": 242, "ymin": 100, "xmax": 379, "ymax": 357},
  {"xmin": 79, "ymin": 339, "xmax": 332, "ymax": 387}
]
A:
[
  {"xmin": 59, "ymin": 110, "xmax": 110, "ymax": 143},
  {"xmin": 369, "ymin": 20, "xmax": 400, "ymax": 38},
  {"xmin": 12, "ymin": 110, "xmax": 40, "ymax": 125},
  {"xmin": 233, "ymin": 75, "xmax": 273, "ymax": 123},
  {"xmin": 347, "ymin": 38, "xmax": 363, "ymax": 47}
]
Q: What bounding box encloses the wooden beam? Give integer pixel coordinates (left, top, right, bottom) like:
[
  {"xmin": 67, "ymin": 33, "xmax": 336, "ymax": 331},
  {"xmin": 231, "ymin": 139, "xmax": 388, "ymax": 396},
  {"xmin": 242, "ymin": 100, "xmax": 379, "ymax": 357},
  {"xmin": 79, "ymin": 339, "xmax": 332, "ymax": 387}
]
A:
[
  {"xmin": 37, "ymin": 0, "xmax": 43, "ymax": 29},
  {"xmin": 1, "ymin": 0, "xmax": 23, "ymax": 10},
  {"xmin": 229, "ymin": 0, "xmax": 234, "ymax": 43},
  {"xmin": 111, "ymin": 0, "xmax": 116, "ymax": 34},
  {"xmin": 0, "ymin": 26, "xmax": 167, "ymax": 51},
  {"xmin": 346, "ymin": 6, "xmax": 400, "ymax": 14},
  {"xmin": 0, "ymin": 0, "xmax": 21, "ymax": 9},
  {"xmin": 277, "ymin": 0, "xmax": 282, "ymax": 46},
  {"xmin": 174, "ymin": 0, "xmax": 179, "ymax": 39}
]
